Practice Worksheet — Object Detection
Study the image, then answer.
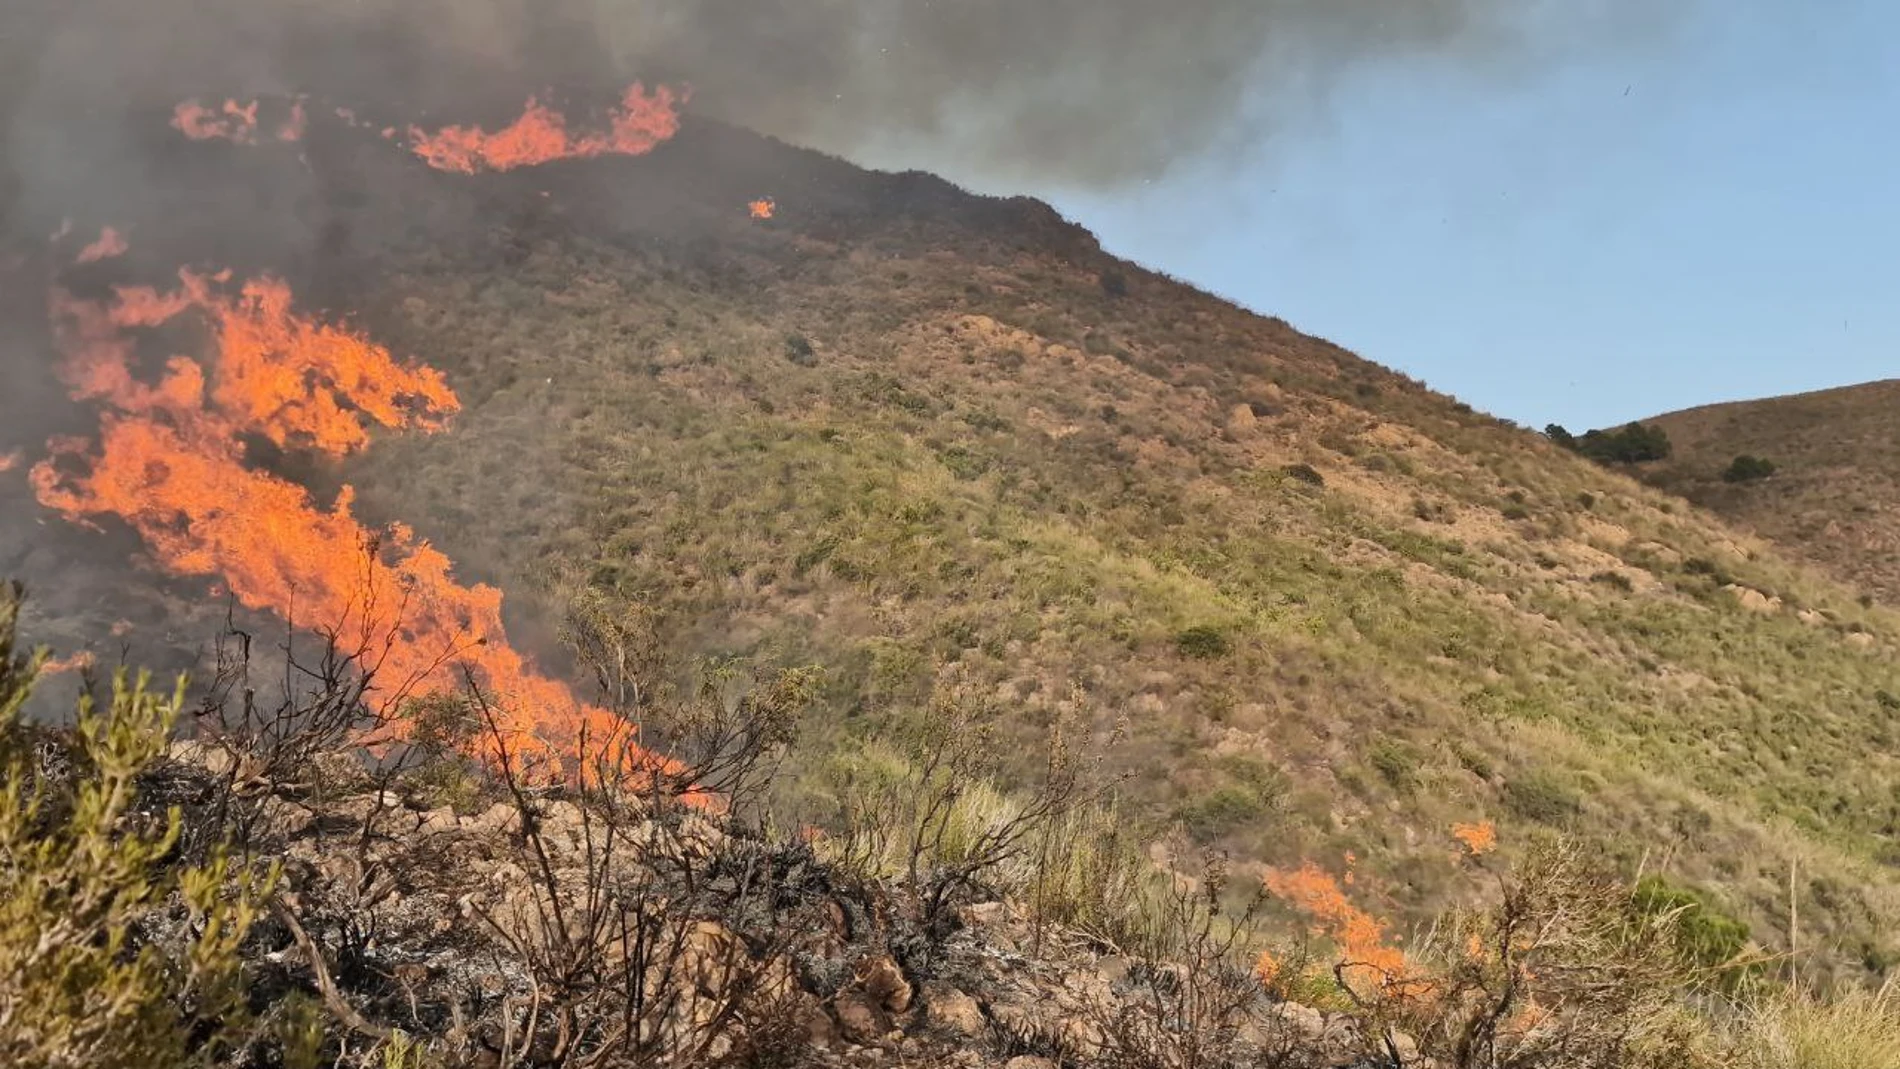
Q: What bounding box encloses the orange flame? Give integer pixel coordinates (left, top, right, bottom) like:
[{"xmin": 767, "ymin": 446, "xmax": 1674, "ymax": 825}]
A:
[
  {"xmin": 279, "ymin": 99, "xmax": 308, "ymax": 142},
  {"xmin": 172, "ymin": 97, "xmax": 305, "ymax": 144},
  {"xmin": 748, "ymin": 198, "xmax": 775, "ymax": 220},
  {"xmin": 32, "ymin": 267, "xmax": 692, "ymax": 791},
  {"xmin": 42, "ymin": 651, "xmax": 96, "ymax": 676},
  {"xmin": 1262, "ymin": 857, "xmax": 1428, "ymax": 1000},
  {"xmin": 1451, "ymin": 820, "xmax": 1498, "ymax": 856},
  {"xmin": 0, "ymin": 451, "xmax": 19, "ymax": 474},
  {"xmin": 406, "ymin": 83, "xmax": 681, "ymax": 174},
  {"xmin": 173, "ymin": 99, "xmax": 260, "ymax": 143},
  {"xmin": 75, "ymin": 227, "xmax": 129, "ymax": 264}
]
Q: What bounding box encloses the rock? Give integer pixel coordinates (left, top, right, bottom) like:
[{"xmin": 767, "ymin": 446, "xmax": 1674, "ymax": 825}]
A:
[
  {"xmin": 417, "ymin": 806, "xmax": 460, "ymax": 836},
  {"xmin": 308, "ymin": 750, "xmax": 372, "ymax": 792},
  {"xmin": 801, "ymin": 996, "xmax": 838, "ymax": 1048},
  {"xmin": 858, "ymin": 955, "xmax": 913, "ymax": 1013},
  {"xmin": 834, "ymin": 991, "xmax": 884, "ymax": 1042},
  {"xmin": 962, "ymin": 901, "xmax": 1008, "ymax": 928},
  {"xmin": 922, "ymin": 982, "xmax": 985, "ymax": 1037},
  {"xmin": 1725, "ymin": 584, "xmax": 1781, "ymax": 614},
  {"xmin": 1275, "ymin": 1000, "xmax": 1326, "ymax": 1041},
  {"xmin": 255, "ymin": 796, "xmax": 316, "ymax": 838},
  {"xmin": 465, "ymin": 802, "xmax": 522, "ymax": 836}
]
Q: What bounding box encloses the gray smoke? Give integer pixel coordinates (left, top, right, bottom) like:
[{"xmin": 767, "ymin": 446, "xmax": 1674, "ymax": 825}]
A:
[{"xmin": 1, "ymin": 0, "xmax": 1682, "ymax": 234}]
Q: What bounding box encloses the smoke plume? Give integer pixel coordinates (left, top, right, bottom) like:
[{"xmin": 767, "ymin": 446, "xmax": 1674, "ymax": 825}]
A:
[{"xmin": 1, "ymin": 0, "xmax": 1676, "ymax": 235}]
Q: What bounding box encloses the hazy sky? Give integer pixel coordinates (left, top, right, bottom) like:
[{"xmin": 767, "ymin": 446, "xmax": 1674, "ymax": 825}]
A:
[{"xmin": 1031, "ymin": 3, "xmax": 1897, "ymax": 432}]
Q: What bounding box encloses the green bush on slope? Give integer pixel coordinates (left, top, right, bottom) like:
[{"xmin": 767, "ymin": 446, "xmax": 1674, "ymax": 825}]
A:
[{"xmin": 0, "ymin": 583, "xmax": 295, "ymax": 1069}]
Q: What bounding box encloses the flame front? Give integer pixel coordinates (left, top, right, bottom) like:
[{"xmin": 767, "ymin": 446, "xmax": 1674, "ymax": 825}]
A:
[
  {"xmin": 749, "ymin": 198, "xmax": 776, "ymax": 220},
  {"xmin": 32, "ymin": 268, "xmax": 688, "ymax": 788},
  {"xmin": 407, "ymin": 83, "xmax": 682, "ymax": 174}
]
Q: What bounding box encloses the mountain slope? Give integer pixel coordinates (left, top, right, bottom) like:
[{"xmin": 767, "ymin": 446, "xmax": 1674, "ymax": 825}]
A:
[
  {"xmin": 1638, "ymin": 380, "xmax": 1900, "ymax": 606},
  {"xmin": 7, "ymin": 112, "xmax": 1900, "ymax": 981}
]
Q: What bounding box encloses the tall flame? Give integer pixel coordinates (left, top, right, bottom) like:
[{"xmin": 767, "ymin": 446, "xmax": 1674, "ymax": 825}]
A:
[
  {"xmin": 407, "ymin": 83, "xmax": 682, "ymax": 174},
  {"xmin": 31, "ymin": 267, "xmax": 686, "ymax": 787}
]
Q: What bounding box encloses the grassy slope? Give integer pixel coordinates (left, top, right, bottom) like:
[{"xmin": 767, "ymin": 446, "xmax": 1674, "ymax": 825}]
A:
[
  {"xmin": 11, "ymin": 115, "xmax": 1900, "ymax": 980},
  {"xmin": 1639, "ymin": 380, "xmax": 1900, "ymax": 606}
]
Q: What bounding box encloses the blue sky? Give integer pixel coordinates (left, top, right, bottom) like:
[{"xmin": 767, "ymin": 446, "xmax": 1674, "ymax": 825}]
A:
[{"xmin": 1029, "ymin": 4, "xmax": 1898, "ymax": 432}]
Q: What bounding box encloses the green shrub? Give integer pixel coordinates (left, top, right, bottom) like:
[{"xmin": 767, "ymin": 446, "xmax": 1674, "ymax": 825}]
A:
[
  {"xmin": 783, "ymin": 332, "xmax": 817, "ymax": 366},
  {"xmin": 1631, "ymin": 875, "xmax": 1752, "ymax": 979},
  {"xmin": 1554, "ymin": 421, "xmax": 1673, "ymax": 464},
  {"xmin": 0, "ymin": 583, "xmax": 294, "ymax": 1069},
  {"xmin": 1368, "ymin": 737, "xmax": 1421, "ymax": 793},
  {"xmin": 1176, "ymin": 787, "xmax": 1268, "ymax": 843},
  {"xmin": 1503, "ymin": 770, "xmax": 1582, "ymax": 825},
  {"xmin": 1281, "ymin": 463, "xmax": 1325, "ymax": 487},
  {"xmin": 1592, "ymin": 570, "xmax": 1636, "ymax": 593},
  {"xmin": 1723, "ymin": 454, "xmax": 1777, "ymax": 483},
  {"xmin": 1174, "ymin": 625, "xmax": 1232, "ymax": 660}
]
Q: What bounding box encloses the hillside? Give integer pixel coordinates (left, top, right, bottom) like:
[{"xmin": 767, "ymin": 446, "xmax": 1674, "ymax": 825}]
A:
[
  {"xmin": 5, "ymin": 108, "xmax": 1900, "ymax": 986},
  {"xmin": 1638, "ymin": 380, "xmax": 1900, "ymax": 606}
]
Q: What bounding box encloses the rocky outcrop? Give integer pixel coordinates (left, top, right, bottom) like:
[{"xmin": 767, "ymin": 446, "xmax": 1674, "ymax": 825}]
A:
[{"xmin": 143, "ymin": 743, "xmax": 1414, "ymax": 1068}]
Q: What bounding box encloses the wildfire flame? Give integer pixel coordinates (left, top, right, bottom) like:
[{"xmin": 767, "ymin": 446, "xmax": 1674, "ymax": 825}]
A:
[
  {"xmin": 75, "ymin": 227, "xmax": 129, "ymax": 264},
  {"xmin": 748, "ymin": 198, "xmax": 775, "ymax": 220},
  {"xmin": 42, "ymin": 651, "xmax": 96, "ymax": 676},
  {"xmin": 172, "ymin": 97, "xmax": 305, "ymax": 144},
  {"xmin": 406, "ymin": 83, "xmax": 682, "ymax": 174},
  {"xmin": 0, "ymin": 451, "xmax": 19, "ymax": 474},
  {"xmin": 32, "ymin": 267, "xmax": 690, "ymax": 789}
]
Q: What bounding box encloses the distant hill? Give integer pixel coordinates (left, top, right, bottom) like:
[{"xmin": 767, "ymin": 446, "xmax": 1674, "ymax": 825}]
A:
[
  {"xmin": 5, "ymin": 111, "xmax": 1900, "ymax": 982},
  {"xmin": 1638, "ymin": 380, "xmax": 1900, "ymax": 606}
]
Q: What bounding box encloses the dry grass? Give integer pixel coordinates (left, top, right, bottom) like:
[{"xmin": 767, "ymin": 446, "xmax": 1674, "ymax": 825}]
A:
[{"xmin": 1734, "ymin": 979, "xmax": 1900, "ymax": 1069}]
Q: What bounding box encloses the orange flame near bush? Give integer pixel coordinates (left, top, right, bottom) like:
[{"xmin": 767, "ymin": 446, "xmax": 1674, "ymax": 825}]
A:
[
  {"xmin": 749, "ymin": 198, "xmax": 775, "ymax": 220},
  {"xmin": 31, "ymin": 267, "xmax": 688, "ymax": 789},
  {"xmin": 1260, "ymin": 856, "xmax": 1428, "ymax": 1000},
  {"xmin": 1451, "ymin": 820, "xmax": 1498, "ymax": 857},
  {"xmin": 407, "ymin": 83, "xmax": 682, "ymax": 174}
]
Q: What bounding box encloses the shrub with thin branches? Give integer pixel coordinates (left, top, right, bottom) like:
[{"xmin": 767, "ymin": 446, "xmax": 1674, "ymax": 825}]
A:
[{"xmin": 0, "ymin": 582, "xmax": 293, "ymax": 1069}]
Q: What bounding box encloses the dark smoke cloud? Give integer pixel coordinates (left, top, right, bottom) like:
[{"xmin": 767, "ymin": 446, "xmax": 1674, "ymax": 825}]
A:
[{"xmin": 1, "ymin": 0, "xmax": 1682, "ymax": 235}]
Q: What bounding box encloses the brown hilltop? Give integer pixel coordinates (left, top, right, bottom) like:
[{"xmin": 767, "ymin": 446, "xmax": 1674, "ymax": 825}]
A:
[{"xmin": 1636, "ymin": 379, "xmax": 1900, "ymax": 606}]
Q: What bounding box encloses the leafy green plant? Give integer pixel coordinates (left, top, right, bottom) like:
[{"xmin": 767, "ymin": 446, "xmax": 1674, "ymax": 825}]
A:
[
  {"xmin": 1174, "ymin": 625, "xmax": 1231, "ymax": 660},
  {"xmin": 1631, "ymin": 875, "xmax": 1754, "ymax": 984},
  {"xmin": 1723, "ymin": 454, "xmax": 1777, "ymax": 483},
  {"xmin": 0, "ymin": 583, "xmax": 292, "ymax": 1069}
]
